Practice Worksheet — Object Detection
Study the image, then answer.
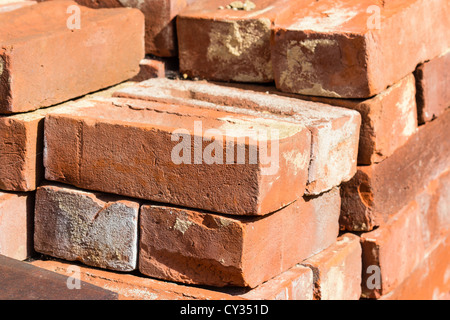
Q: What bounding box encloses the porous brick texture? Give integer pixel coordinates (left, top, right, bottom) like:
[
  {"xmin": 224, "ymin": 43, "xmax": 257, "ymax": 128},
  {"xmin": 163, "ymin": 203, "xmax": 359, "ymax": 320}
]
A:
[
  {"xmin": 0, "ymin": 0, "xmax": 449, "ymax": 301},
  {"xmin": 0, "ymin": 0, "xmax": 144, "ymax": 114}
]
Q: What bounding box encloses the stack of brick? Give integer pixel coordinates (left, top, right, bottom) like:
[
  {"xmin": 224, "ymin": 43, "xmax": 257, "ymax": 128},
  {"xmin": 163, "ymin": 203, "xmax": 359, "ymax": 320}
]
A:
[
  {"xmin": 0, "ymin": 1, "xmax": 144, "ymax": 259},
  {"xmin": 1, "ymin": 0, "xmax": 449, "ymax": 301}
]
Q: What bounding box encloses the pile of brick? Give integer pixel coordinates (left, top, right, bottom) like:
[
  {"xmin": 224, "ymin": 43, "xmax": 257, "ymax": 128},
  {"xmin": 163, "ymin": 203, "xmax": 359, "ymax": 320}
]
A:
[{"xmin": 0, "ymin": 0, "xmax": 448, "ymax": 300}]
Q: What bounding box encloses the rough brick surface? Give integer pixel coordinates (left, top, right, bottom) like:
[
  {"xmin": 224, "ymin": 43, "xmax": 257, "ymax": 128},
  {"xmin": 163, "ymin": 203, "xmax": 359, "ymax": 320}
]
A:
[
  {"xmin": 415, "ymin": 50, "xmax": 450, "ymax": 124},
  {"xmin": 215, "ymin": 74, "xmax": 417, "ymax": 165},
  {"xmin": 139, "ymin": 188, "xmax": 340, "ymax": 288},
  {"xmin": 340, "ymin": 109, "xmax": 450, "ymax": 231},
  {"xmin": 115, "ymin": 79, "xmax": 361, "ymax": 195},
  {"xmin": 361, "ymin": 201, "xmax": 426, "ymax": 299},
  {"xmin": 44, "ymin": 97, "xmax": 311, "ymax": 216},
  {"xmin": 131, "ymin": 58, "xmax": 166, "ymax": 82},
  {"xmin": 0, "ymin": 0, "xmax": 35, "ymax": 12},
  {"xmin": 177, "ymin": 0, "xmax": 291, "ymax": 82},
  {"xmin": 0, "ymin": 192, "xmax": 33, "ymax": 260},
  {"xmin": 0, "ymin": 0, "xmax": 144, "ymax": 114},
  {"xmin": 239, "ymin": 265, "xmax": 313, "ymax": 300},
  {"xmin": 302, "ymin": 233, "xmax": 361, "ymax": 300},
  {"xmin": 40, "ymin": 0, "xmax": 191, "ymax": 57},
  {"xmin": 34, "ymin": 184, "xmax": 139, "ymax": 272},
  {"xmin": 272, "ymin": 0, "xmax": 450, "ymax": 98},
  {"xmin": 380, "ymin": 232, "xmax": 450, "ymax": 300}
]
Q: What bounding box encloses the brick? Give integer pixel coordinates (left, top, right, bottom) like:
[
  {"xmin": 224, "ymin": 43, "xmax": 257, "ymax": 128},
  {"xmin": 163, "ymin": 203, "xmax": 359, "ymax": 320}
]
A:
[
  {"xmin": 44, "ymin": 97, "xmax": 311, "ymax": 216},
  {"xmin": 41, "ymin": 0, "xmax": 195, "ymax": 56},
  {"xmin": 139, "ymin": 188, "xmax": 340, "ymax": 287},
  {"xmin": 131, "ymin": 58, "xmax": 166, "ymax": 82},
  {"xmin": 380, "ymin": 232, "xmax": 450, "ymax": 300},
  {"xmin": 177, "ymin": 0, "xmax": 291, "ymax": 82},
  {"xmin": 340, "ymin": 109, "xmax": 450, "ymax": 231},
  {"xmin": 0, "ymin": 0, "xmax": 35, "ymax": 12},
  {"xmin": 302, "ymin": 233, "xmax": 362, "ymax": 300},
  {"xmin": 361, "ymin": 201, "xmax": 427, "ymax": 299},
  {"xmin": 34, "ymin": 184, "xmax": 140, "ymax": 272},
  {"xmin": 211, "ymin": 74, "xmax": 418, "ymax": 165},
  {"xmin": 0, "ymin": 192, "xmax": 33, "ymax": 260},
  {"xmin": 0, "ymin": 1, "xmax": 144, "ymax": 114},
  {"xmin": 361, "ymin": 169, "xmax": 450, "ymax": 298},
  {"xmin": 114, "ymin": 79, "xmax": 361, "ymax": 195},
  {"xmin": 31, "ymin": 258, "xmax": 315, "ymax": 300},
  {"xmin": 239, "ymin": 265, "xmax": 313, "ymax": 300},
  {"xmin": 30, "ymin": 259, "xmax": 242, "ymax": 300},
  {"xmin": 0, "ymin": 255, "xmax": 118, "ymax": 300},
  {"xmin": 415, "ymin": 50, "xmax": 450, "ymax": 124},
  {"xmin": 272, "ymin": 0, "xmax": 450, "ymax": 98}
]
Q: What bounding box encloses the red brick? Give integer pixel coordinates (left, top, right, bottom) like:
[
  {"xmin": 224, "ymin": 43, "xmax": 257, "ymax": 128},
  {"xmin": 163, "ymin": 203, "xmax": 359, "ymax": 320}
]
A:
[
  {"xmin": 380, "ymin": 232, "xmax": 450, "ymax": 300},
  {"xmin": 340, "ymin": 109, "xmax": 450, "ymax": 231},
  {"xmin": 44, "ymin": 97, "xmax": 311, "ymax": 216},
  {"xmin": 30, "ymin": 259, "xmax": 242, "ymax": 300},
  {"xmin": 272, "ymin": 0, "xmax": 450, "ymax": 98},
  {"xmin": 360, "ymin": 197, "xmax": 444, "ymax": 299},
  {"xmin": 40, "ymin": 0, "xmax": 195, "ymax": 56},
  {"xmin": 131, "ymin": 58, "xmax": 166, "ymax": 82},
  {"xmin": 0, "ymin": 192, "xmax": 33, "ymax": 260},
  {"xmin": 34, "ymin": 184, "xmax": 140, "ymax": 272},
  {"xmin": 238, "ymin": 265, "xmax": 313, "ymax": 300},
  {"xmin": 177, "ymin": 0, "xmax": 291, "ymax": 82},
  {"xmin": 0, "ymin": 1, "xmax": 144, "ymax": 114},
  {"xmin": 114, "ymin": 79, "xmax": 361, "ymax": 195},
  {"xmin": 302, "ymin": 233, "xmax": 361, "ymax": 300},
  {"xmin": 139, "ymin": 188, "xmax": 340, "ymax": 287},
  {"xmin": 211, "ymin": 74, "xmax": 418, "ymax": 165},
  {"xmin": 0, "ymin": 0, "xmax": 35, "ymax": 12},
  {"xmin": 415, "ymin": 50, "xmax": 450, "ymax": 124},
  {"xmin": 361, "ymin": 169, "xmax": 450, "ymax": 298}
]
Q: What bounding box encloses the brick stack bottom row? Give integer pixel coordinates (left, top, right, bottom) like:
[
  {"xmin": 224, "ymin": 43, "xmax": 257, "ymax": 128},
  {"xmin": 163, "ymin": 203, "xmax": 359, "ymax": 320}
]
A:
[{"xmin": 0, "ymin": 0, "xmax": 449, "ymax": 300}]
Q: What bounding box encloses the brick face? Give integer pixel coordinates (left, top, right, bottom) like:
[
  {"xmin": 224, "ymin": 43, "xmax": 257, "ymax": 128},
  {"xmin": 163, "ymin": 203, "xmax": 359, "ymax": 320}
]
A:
[
  {"xmin": 114, "ymin": 79, "xmax": 361, "ymax": 195},
  {"xmin": 340, "ymin": 109, "xmax": 450, "ymax": 231},
  {"xmin": 0, "ymin": 1, "xmax": 144, "ymax": 114},
  {"xmin": 138, "ymin": 188, "xmax": 340, "ymax": 288},
  {"xmin": 272, "ymin": 0, "xmax": 450, "ymax": 98},
  {"xmin": 44, "ymin": 98, "xmax": 311, "ymax": 216}
]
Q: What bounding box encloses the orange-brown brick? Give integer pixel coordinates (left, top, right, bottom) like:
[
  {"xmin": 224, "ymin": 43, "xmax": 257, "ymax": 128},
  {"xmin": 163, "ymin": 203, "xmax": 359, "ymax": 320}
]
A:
[
  {"xmin": 139, "ymin": 188, "xmax": 340, "ymax": 288},
  {"xmin": 272, "ymin": 0, "xmax": 450, "ymax": 98},
  {"xmin": 302, "ymin": 233, "xmax": 362, "ymax": 300},
  {"xmin": 0, "ymin": 1, "xmax": 144, "ymax": 114},
  {"xmin": 0, "ymin": 191, "xmax": 33, "ymax": 260}
]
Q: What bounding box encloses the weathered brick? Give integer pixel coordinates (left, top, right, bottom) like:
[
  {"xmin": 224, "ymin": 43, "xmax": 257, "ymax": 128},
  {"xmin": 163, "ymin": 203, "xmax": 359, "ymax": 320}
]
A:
[
  {"xmin": 0, "ymin": 255, "xmax": 118, "ymax": 300},
  {"xmin": 379, "ymin": 232, "xmax": 450, "ymax": 300},
  {"xmin": 31, "ymin": 258, "xmax": 314, "ymax": 300},
  {"xmin": 131, "ymin": 58, "xmax": 166, "ymax": 82},
  {"xmin": 177, "ymin": 0, "xmax": 291, "ymax": 82},
  {"xmin": 0, "ymin": 192, "xmax": 33, "ymax": 260},
  {"xmin": 361, "ymin": 168, "xmax": 449, "ymax": 298},
  {"xmin": 360, "ymin": 201, "xmax": 425, "ymax": 299},
  {"xmin": 40, "ymin": 0, "xmax": 194, "ymax": 56},
  {"xmin": 44, "ymin": 97, "xmax": 311, "ymax": 216},
  {"xmin": 0, "ymin": 0, "xmax": 35, "ymax": 12},
  {"xmin": 302, "ymin": 233, "xmax": 361, "ymax": 300},
  {"xmin": 34, "ymin": 184, "xmax": 140, "ymax": 272},
  {"xmin": 210, "ymin": 74, "xmax": 418, "ymax": 165},
  {"xmin": 30, "ymin": 259, "xmax": 241, "ymax": 300},
  {"xmin": 0, "ymin": 0, "xmax": 144, "ymax": 114},
  {"xmin": 340, "ymin": 109, "xmax": 450, "ymax": 231},
  {"xmin": 239, "ymin": 265, "xmax": 313, "ymax": 300},
  {"xmin": 272, "ymin": 0, "xmax": 450, "ymax": 98},
  {"xmin": 415, "ymin": 50, "xmax": 450, "ymax": 124},
  {"xmin": 139, "ymin": 188, "xmax": 340, "ymax": 287},
  {"xmin": 114, "ymin": 79, "xmax": 361, "ymax": 195}
]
